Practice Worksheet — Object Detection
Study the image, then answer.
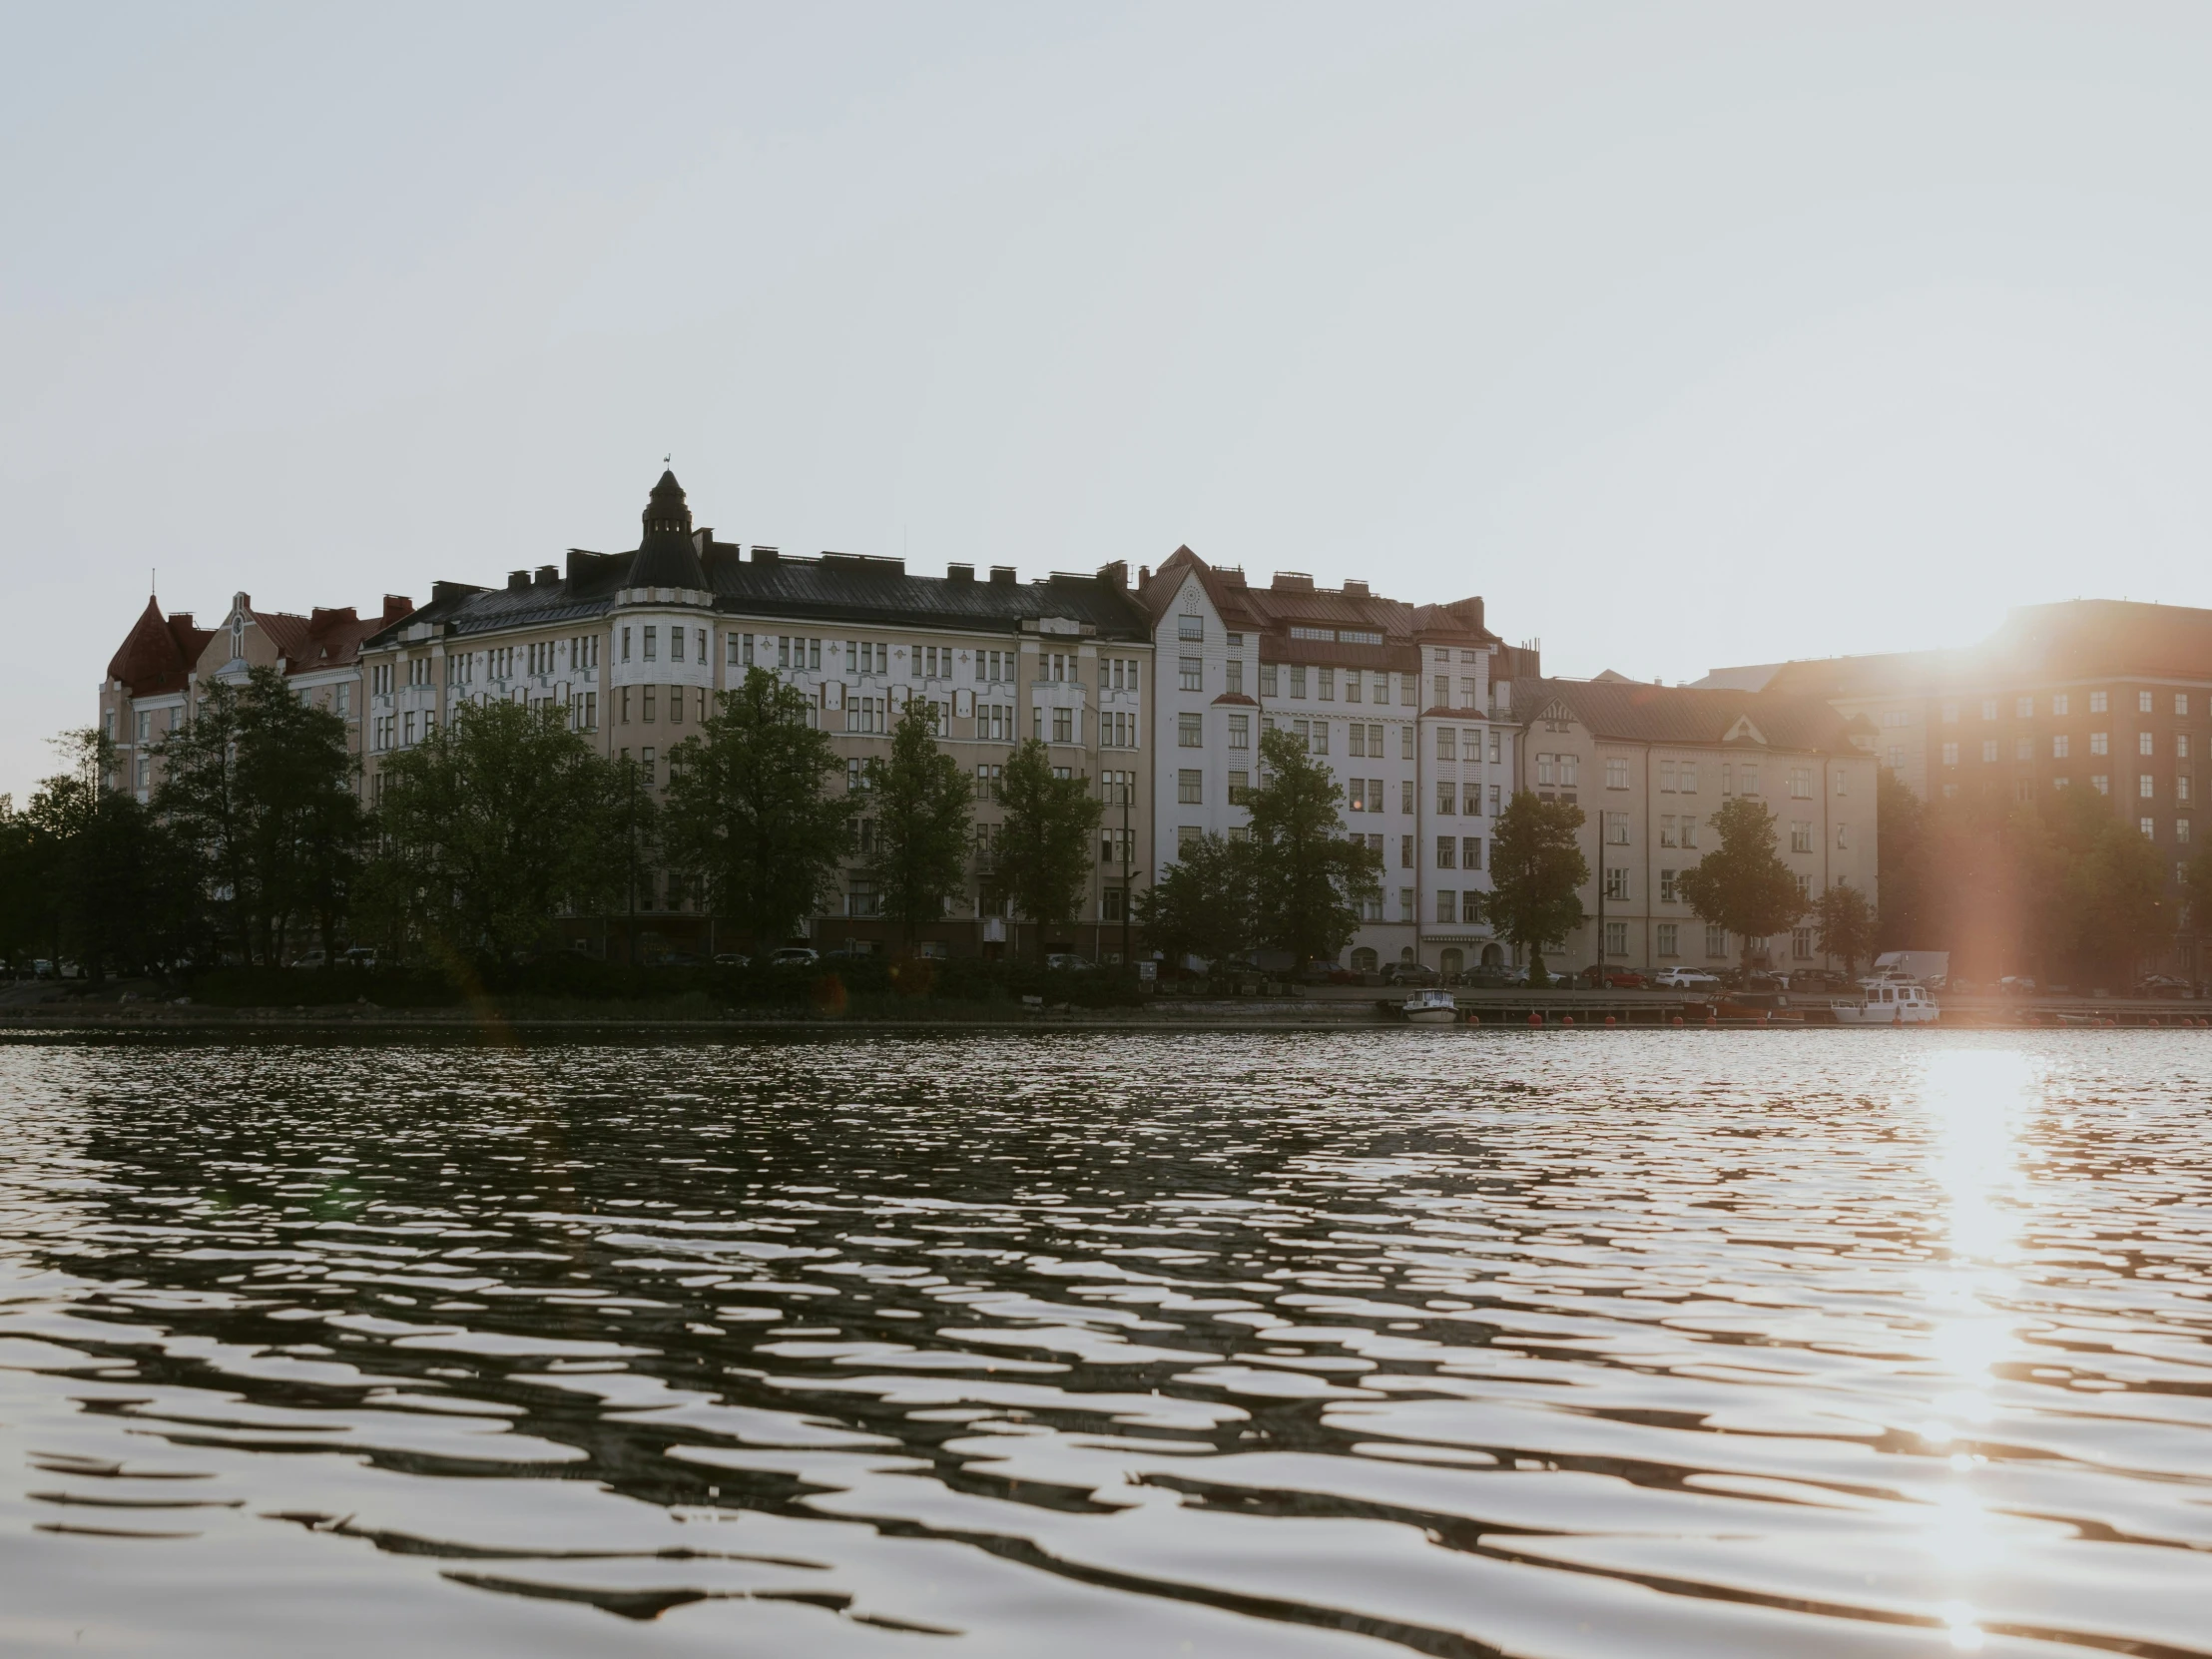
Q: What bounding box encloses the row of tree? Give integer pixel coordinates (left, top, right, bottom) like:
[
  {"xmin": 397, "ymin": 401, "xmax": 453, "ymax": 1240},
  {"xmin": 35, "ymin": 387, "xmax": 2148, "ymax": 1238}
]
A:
[{"xmin": 0, "ymin": 667, "xmax": 1121, "ymax": 979}]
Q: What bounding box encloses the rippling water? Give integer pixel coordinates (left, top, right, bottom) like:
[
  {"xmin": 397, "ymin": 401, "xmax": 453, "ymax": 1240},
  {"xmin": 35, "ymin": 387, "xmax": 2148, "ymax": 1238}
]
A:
[{"xmin": 2, "ymin": 1031, "xmax": 2209, "ymax": 1657}]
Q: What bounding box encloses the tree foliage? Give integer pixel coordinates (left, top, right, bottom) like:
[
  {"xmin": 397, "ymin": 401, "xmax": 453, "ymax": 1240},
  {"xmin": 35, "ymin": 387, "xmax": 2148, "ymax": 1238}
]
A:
[
  {"xmin": 155, "ymin": 666, "xmax": 364, "ymax": 965},
  {"xmin": 1245, "ymin": 727, "xmax": 1381, "ymax": 965},
  {"xmin": 862, "ymin": 700, "xmax": 973, "ymax": 944},
  {"xmin": 366, "ymin": 697, "xmax": 622, "ymax": 965},
  {"xmin": 1809, "ymin": 880, "xmax": 1878, "ymax": 976},
  {"xmin": 1676, "ymin": 797, "xmax": 1806, "ymax": 969},
  {"xmin": 661, "ymin": 667, "xmax": 852, "ymax": 949},
  {"xmin": 1135, "ymin": 830, "xmax": 1257, "ymax": 969},
  {"xmin": 1874, "ymin": 769, "xmax": 1929, "ymax": 952},
  {"xmin": 1481, "ymin": 791, "xmax": 1588, "ymax": 984},
  {"xmin": 990, "ymin": 738, "xmax": 1101, "ymax": 953}
]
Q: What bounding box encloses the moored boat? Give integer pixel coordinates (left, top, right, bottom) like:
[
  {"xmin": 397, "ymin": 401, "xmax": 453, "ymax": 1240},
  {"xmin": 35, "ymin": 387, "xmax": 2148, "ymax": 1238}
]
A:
[{"xmin": 1401, "ymin": 988, "xmax": 1460, "ymax": 1023}]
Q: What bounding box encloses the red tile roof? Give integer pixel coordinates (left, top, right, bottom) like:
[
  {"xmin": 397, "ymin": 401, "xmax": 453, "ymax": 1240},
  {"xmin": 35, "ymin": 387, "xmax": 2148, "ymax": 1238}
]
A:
[{"xmin": 107, "ymin": 598, "xmax": 213, "ymax": 698}]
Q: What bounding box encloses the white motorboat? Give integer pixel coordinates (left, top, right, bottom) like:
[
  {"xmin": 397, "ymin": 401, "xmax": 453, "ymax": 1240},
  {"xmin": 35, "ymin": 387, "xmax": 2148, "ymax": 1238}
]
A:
[
  {"xmin": 1401, "ymin": 988, "xmax": 1460, "ymax": 1023},
  {"xmin": 1830, "ymin": 982, "xmax": 1939, "ymax": 1025}
]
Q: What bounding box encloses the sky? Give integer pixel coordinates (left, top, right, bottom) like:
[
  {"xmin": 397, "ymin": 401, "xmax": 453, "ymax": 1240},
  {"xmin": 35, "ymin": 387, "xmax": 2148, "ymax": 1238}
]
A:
[{"xmin": 9, "ymin": 2, "xmax": 2212, "ymax": 799}]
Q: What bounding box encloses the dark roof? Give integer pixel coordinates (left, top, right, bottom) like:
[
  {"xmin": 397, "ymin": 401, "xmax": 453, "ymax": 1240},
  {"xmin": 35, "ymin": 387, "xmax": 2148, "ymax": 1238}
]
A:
[
  {"xmin": 1520, "ymin": 676, "xmax": 1872, "ymax": 755},
  {"xmin": 108, "ymin": 598, "xmax": 212, "ymax": 697},
  {"xmin": 361, "ymin": 472, "xmax": 1154, "ymax": 649},
  {"xmin": 1737, "ymin": 600, "xmax": 2212, "ymax": 699},
  {"xmin": 1139, "ymin": 546, "xmax": 1501, "ymax": 669}
]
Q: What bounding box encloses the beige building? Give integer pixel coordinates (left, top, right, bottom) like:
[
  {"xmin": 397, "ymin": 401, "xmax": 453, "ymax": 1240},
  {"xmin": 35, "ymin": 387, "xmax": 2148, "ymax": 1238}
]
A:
[
  {"xmin": 1512, "ymin": 675, "xmax": 1881, "ymax": 976},
  {"xmin": 99, "ymin": 591, "xmax": 410, "ymax": 802},
  {"xmin": 356, "ymin": 471, "xmax": 1155, "ymax": 961}
]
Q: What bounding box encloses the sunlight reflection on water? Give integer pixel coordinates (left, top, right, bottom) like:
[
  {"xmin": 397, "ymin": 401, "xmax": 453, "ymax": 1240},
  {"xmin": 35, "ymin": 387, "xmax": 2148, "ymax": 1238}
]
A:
[{"xmin": 1, "ymin": 1030, "xmax": 2209, "ymax": 1658}]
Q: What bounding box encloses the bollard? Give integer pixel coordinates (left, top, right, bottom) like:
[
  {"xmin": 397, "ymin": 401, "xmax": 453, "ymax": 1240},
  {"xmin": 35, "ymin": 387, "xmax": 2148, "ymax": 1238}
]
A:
[
  {"xmin": 1561, "ymin": 1014, "xmax": 1575, "ymax": 1027},
  {"xmin": 1528, "ymin": 1012, "xmax": 1542, "ymax": 1026},
  {"xmin": 1604, "ymin": 1014, "xmax": 1616, "ymax": 1027},
  {"xmin": 1671, "ymin": 1015, "xmax": 1684, "ymax": 1027}
]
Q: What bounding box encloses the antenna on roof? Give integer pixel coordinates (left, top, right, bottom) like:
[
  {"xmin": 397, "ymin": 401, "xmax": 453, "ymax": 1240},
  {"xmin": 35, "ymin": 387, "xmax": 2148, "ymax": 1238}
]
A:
[{"xmin": 664, "ymin": 452, "xmax": 672, "ymax": 466}]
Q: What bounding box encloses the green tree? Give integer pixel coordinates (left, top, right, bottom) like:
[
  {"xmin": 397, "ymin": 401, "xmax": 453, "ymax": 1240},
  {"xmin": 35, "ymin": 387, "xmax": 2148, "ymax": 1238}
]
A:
[
  {"xmin": 156, "ymin": 666, "xmax": 364, "ymax": 965},
  {"xmin": 367, "ymin": 697, "xmax": 623, "ymax": 966},
  {"xmin": 1676, "ymin": 797, "xmax": 1807, "ymax": 973},
  {"xmin": 990, "ymin": 738, "xmax": 1102, "ymax": 956},
  {"xmin": 1135, "ymin": 830, "xmax": 1257, "ymax": 970},
  {"xmin": 1874, "ymin": 768, "xmax": 1930, "ymax": 952},
  {"xmin": 662, "ymin": 667, "xmax": 852, "ymax": 950},
  {"xmin": 2044, "ymin": 788, "xmax": 2167, "ymax": 988},
  {"xmin": 19, "ymin": 732, "xmax": 196, "ymax": 978},
  {"xmin": 1246, "ymin": 727, "xmax": 1381, "ymax": 967},
  {"xmin": 2181, "ymin": 840, "xmax": 2212, "ymax": 983},
  {"xmin": 0, "ymin": 794, "xmax": 59, "ymax": 972},
  {"xmin": 861, "ymin": 700, "xmax": 973, "ymax": 947},
  {"xmin": 1809, "ymin": 880, "xmax": 1878, "ymax": 976},
  {"xmin": 1481, "ymin": 791, "xmax": 1588, "ymax": 987}
]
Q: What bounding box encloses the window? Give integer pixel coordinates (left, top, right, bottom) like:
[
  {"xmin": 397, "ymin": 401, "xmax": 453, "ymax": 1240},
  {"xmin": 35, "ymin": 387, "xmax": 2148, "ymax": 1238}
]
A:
[
  {"xmin": 1179, "ymin": 656, "xmax": 1203, "ymax": 692},
  {"xmin": 2181, "ymin": 776, "xmax": 2193, "ymax": 803},
  {"xmin": 1177, "ymin": 769, "xmax": 1202, "ymax": 805},
  {"xmin": 2092, "ymin": 774, "xmax": 2109, "ymax": 795},
  {"xmin": 621, "ymin": 627, "xmax": 633, "ymax": 663},
  {"xmin": 1399, "ymin": 834, "xmax": 1413, "ymax": 868},
  {"xmin": 1178, "ymin": 614, "xmax": 1202, "ymax": 642},
  {"xmin": 845, "ymin": 879, "xmax": 879, "ymax": 918},
  {"xmin": 1657, "ymin": 922, "xmax": 1679, "ymax": 956},
  {"xmin": 1659, "ymin": 814, "xmax": 1678, "ymax": 848},
  {"xmin": 643, "ymin": 686, "xmax": 657, "ymax": 723},
  {"xmin": 1605, "ymin": 758, "xmax": 1629, "ymax": 790},
  {"xmin": 2016, "ymin": 696, "xmax": 2032, "ymax": 718},
  {"xmin": 1226, "ymin": 771, "xmax": 1249, "ymax": 806},
  {"xmin": 1436, "ymin": 835, "xmax": 1455, "ymax": 868},
  {"xmin": 1680, "ymin": 816, "xmax": 1699, "ymax": 849},
  {"xmin": 1225, "ymin": 659, "xmax": 1243, "ymax": 695},
  {"xmin": 2050, "ymin": 693, "xmax": 2067, "ymax": 716},
  {"xmin": 1942, "ymin": 742, "xmax": 1959, "ymax": 766},
  {"xmin": 1605, "ymin": 811, "xmax": 1629, "ymax": 845},
  {"xmin": 1793, "ymin": 927, "xmax": 1814, "ymax": 960},
  {"xmin": 2139, "ymin": 690, "xmax": 2154, "ymax": 714},
  {"xmin": 1433, "ymin": 887, "xmax": 1456, "ymax": 924},
  {"xmin": 2090, "ymin": 690, "xmax": 2108, "ymax": 713},
  {"xmin": 1603, "ymin": 866, "xmax": 1629, "ymax": 901},
  {"xmin": 1051, "ymin": 706, "xmax": 1072, "ymax": 744},
  {"xmin": 1228, "ymin": 713, "xmax": 1250, "ymax": 751},
  {"xmin": 2140, "ymin": 817, "xmax": 2156, "ymax": 838},
  {"xmin": 1433, "ymin": 675, "xmax": 1449, "ymax": 705},
  {"xmin": 1790, "ymin": 766, "xmax": 1812, "ymax": 798},
  {"xmin": 1679, "ymin": 762, "xmax": 1698, "ymax": 794},
  {"xmin": 1344, "ymin": 670, "xmax": 1360, "ymax": 704},
  {"xmin": 2052, "ymin": 735, "xmax": 2068, "ymax": 759},
  {"xmin": 2179, "ymin": 734, "xmax": 2191, "ymax": 760},
  {"xmin": 1659, "ymin": 868, "xmax": 1677, "ymax": 904},
  {"xmin": 643, "ymin": 626, "xmax": 659, "ymax": 662},
  {"xmin": 1660, "ymin": 760, "xmax": 1677, "ymax": 792},
  {"xmin": 1790, "ymin": 821, "xmax": 1813, "ymax": 852},
  {"xmin": 1401, "ymin": 779, "xmax": 1415, "ymax": 814},
  {"xmin": 2141, "ymin": 774, "xmax": 2156, "ymax": 799},
  {"xmin": 2178, "ymin": 818, "xmax": 2192, "ymax": 844},
  {"xmin": 1706, "ymin": 924, "xmax": 1727, "ymax": 958},
  {"xmin": 1741, "ymin": 764, "xmax": 1760, "ymax": 797},
  {"xmin": 1835, "ymin": 822, "xmax": 1851, "ymax": 849},
  {"xmin": 2015, "ymin": 737, "xmax": 2033, "ymax": 761},
  {"xmin": 1981, "ymin": 699, "xmax": 1997, "ymax": 720},
  {"xmin": 1436, "ymin": 781, "xmax": 1456, "ymax": 815},
  {"xmin": 2139, "ymin": 730, "xmax": 2156, "ymax": 757},
  {"xmin": 1318, "ymin": 668, "xmax": 1335, "ymax": 701},
  {"xmin": 1349, "ymin": 724, "xmax": 1366, "ymax": 759},
  {"xmin": 1310, "ymin": 721, "xmax": 1328, "ymax": 755},
  {"xmin": 1178, "ymin": 714, "xmax": 1203, "ymax": 748},
  {"xmin": 2178, "ymin": 692, "xmax": 2192, "ymax": 717},
  {"xmin": 1402, "ymin": 726, "xmax": 1415, "ymax": 761},
  {"xmin": 1259, "ymin": 664, "xmax": 1278, "ymax": 697},
  {"xmin": 1290, "ymin": 666, "xmax": 1307, "ymax": 698},
  {"xmin": 1604, "ymin": 921, "xmax": 1627, "ymax": 956},
  {"xmin": 1347, "ymin": 777, "xmax": 1366, "ymax": 813},
  {"xmin": 1535, "ymin": 754, "xmax": 1554, "ymax": 787},
  {"xmin": 640, "ymin": 746, "xmax": 656, "ymax": 785},
  {"xmin": 1436, "ymin": 728, "xmax": 1455, "ymax": 761},
  {"xmin": 2090, "ymin": 731, "xmax": 2109, "ymax": 755},
  {"xmin": 1888, "ymin": 746, "xmax": 1905, "ymax": 770},
  {"xmin": 1981, "ymin": 740, "xmax": 1998, "ymax": 763},
  {"xmin": 1368, "ymin": 723, "xmax": 1382, "ymax": 757},
  {"xmin": 1400, "ymin": 676, "xmax": 1416, "ymax": 707}
]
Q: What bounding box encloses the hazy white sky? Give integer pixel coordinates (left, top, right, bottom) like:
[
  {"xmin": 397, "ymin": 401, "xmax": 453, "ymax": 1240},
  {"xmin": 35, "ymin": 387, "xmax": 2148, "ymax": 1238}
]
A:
[{"xmin": 10, "ymin": 2, "xmax": 2212, "ymax": 797}]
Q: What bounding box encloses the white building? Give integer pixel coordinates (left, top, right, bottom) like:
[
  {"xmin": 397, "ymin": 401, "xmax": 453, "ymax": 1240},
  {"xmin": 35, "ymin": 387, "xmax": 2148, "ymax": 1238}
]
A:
[{"xmin": 1138, "ymin": 548, "xmax": 1537, "ymax": 976}]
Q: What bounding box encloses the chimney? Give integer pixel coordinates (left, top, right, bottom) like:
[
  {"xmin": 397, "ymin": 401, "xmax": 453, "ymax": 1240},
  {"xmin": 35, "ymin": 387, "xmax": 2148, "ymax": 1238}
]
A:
[
  {"xmin": 990, "ymin": 565, "xmax": 1016, "ymax": 585},
  {"xmin": 751, "ymin": 545, "xmax": 780, "ymax": 565},
  {"xmin": 1343, "ymin": 579, "xmax": 1370, "ymax": 599},
  {"xmin": 382, "ymin": 595, "xmax": 414, "ymax": 624},
  {"xmin": 1096, "ymin": 560, "xmax": 1127, "ymax": 590},
  {"xmin": 947, "ymin": 563, "xmax": 975, "ymax": 583},
  {"xmin": 1271, "ymin": 571, "xmax": 1314, "ymax": 592},
  {"xmin": 507, "ymin": 570, "xmax": 530, "ymax": 591},
  {"xmin": 535, "ymin": 564, "xmax": 559, "ymax": 586}
]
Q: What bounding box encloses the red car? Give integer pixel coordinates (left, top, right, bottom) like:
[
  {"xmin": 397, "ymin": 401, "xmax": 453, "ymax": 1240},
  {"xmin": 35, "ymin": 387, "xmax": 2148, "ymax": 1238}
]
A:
[{"xmin": 1604, "ymin": 969, "xmax": 1647, "ymax": 989}]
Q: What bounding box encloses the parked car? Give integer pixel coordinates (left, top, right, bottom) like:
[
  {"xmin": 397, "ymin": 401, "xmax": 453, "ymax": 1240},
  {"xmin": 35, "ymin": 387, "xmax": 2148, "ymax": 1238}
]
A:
[
  {"xmin": 656, "ymin": 951, "xmax": 706, "ymax": 967},
  {"xmin": 1785, "ymin": 967, "xmax": 1848, "ymax": 993},
  {"xmin": 1459, "ymin": 965, "xmax": 1518, "ymax": 988},
  {"xmin": 1653, "ymin": 967, "xmax": 1722, "ymax": 990},
  {"xmin": 2135, "ymin": 973, "xmax": 2191, "ymax": 998},
  {"xmin": 713, "ymin": 952, "xmax": 751, "ymax": 967},
  {"xmin": 340, "ymin": 946, "xmax": 378, "ymax": 968},
  {"xmin": 769, "ymin": 946, "xmax": 821, "ymax": 969},
  {"xmin": 1385, "ymin": 961, "xmax": 1440, "ymax": 987},
  {"xmin": 292, "ymin": 948, "xmax": 329, "ymax": 970},
  {"xmin": 1602, "ymin": 969, "xmax": 1648, "ymax": 990},
  {"xmin": 1044, "ymin": 953, "xmax": 1094, "ymax": 972},
  {"xmin": 1997, "ymin": 975, "xmax": 2037, "ymax": 994}
]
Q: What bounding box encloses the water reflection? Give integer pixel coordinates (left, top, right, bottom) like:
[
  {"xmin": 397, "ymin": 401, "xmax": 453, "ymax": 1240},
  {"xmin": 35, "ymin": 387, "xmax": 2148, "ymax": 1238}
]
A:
[{"xmin": 0, "ymin": 1032, "xmax": 2209, "ymax": 1657}]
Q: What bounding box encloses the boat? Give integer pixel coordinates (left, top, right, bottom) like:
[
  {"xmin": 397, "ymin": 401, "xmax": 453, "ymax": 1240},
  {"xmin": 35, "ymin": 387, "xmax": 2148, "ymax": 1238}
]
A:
[
  {"xmin": 1829, "ymin": 982, "xmax": 1939, "ymax": 1025},
  {"xmin": 1400, "ymin": 988, "xmax": 1460, "ymax": 1023}
]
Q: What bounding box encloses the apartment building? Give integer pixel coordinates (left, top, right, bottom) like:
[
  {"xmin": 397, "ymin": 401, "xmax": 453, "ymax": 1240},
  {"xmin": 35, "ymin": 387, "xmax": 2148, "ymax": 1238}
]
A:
[
  {"xmin": 1512, "ymin": 675, "xmax": 1881, "ymax": 976},
  {"xmin": 355, "ymin": 470, "xmax": 1154, "ymax": 961},
  {"xmin": 1703, "ymin": 599, "xmax": 2212, "ymax": 893},
  {"xmin": 99, "ymin": 592, "xmax": 410, "ymax": 802},
  {"xmin": 1138, "ymin": 547, "xmax": 1535, "ymax": 976}
]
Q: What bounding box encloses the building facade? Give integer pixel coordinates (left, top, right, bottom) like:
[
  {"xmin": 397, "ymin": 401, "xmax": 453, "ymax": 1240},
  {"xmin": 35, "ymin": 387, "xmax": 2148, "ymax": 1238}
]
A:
[
  {"xmin": 353, "ymin": 471, "xmax": 1155, "ymax": 961},
  {"xmin": 1137, "ymin": 547, "xmax": 1537, "ymax": 976},
  {"xmin": 1511, "ymin": 675, "xmax": 1881, "ymax": 977},
  {"xmin": 1702, "ymin": 599, "xmax": 2212, "ymax": 906},
  {"xmin": 99, "ymin": 592, "xmax": 410, "ymax": 802}
]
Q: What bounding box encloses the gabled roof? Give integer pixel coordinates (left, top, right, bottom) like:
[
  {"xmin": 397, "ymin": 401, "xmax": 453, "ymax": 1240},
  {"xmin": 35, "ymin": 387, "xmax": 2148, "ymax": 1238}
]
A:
[
  {"xmin": 1139, "ymin": 546, "xmax": 1499, "ymax": 671},
  {"xmin": 1518, "ymin": 675, "xmax": 1868, "ymax": 755}
]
